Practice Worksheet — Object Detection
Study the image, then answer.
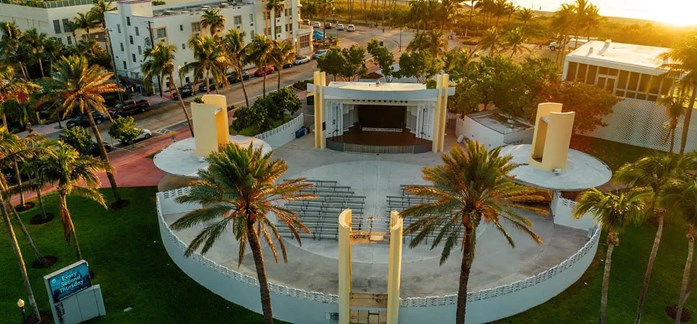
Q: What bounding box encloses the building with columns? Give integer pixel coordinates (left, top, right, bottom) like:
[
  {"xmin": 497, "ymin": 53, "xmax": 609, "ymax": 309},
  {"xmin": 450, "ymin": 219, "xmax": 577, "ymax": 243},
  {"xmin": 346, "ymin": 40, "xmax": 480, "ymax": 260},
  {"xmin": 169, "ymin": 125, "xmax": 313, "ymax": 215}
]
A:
[{"xmin": 104, "ymin": 0, "xmax": 311, "ymax": 92}]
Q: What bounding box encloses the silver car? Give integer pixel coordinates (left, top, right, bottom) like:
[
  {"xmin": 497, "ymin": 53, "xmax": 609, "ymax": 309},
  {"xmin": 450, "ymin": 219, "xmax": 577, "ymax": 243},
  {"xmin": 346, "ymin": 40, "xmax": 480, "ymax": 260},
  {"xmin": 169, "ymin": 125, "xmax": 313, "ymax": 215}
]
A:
[{"xmin": 294, "ymin": 55, "xmax": 311, "ymax": 65}]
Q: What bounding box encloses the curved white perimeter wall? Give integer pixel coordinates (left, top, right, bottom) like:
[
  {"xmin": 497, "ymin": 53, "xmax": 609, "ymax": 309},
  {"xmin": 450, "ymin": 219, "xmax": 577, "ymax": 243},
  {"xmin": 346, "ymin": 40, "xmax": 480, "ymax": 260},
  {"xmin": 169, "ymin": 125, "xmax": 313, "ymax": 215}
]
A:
[
  {"xmin": 254, "ymin": 113, "xmax": 305, "ymax": 149},
  {"xmin": 157, "ymin": 189, "xmax": 600, "ymax": 324}
]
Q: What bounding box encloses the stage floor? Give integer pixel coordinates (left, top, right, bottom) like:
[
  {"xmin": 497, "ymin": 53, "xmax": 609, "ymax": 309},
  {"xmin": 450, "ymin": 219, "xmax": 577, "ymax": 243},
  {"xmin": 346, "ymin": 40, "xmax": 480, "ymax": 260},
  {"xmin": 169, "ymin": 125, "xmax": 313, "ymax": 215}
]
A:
[{"xmin": 328, "ymin": 127, "xmax": 431, "ymax": 147}]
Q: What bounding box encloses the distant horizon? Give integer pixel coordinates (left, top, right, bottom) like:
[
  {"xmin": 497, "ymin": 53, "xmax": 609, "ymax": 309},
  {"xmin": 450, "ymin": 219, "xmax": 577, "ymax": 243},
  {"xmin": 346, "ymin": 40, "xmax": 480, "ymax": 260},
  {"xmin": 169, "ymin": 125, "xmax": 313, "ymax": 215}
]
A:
[{"xmin": 513, "ymin": 0, "xmax": 697, "ymax": 26}]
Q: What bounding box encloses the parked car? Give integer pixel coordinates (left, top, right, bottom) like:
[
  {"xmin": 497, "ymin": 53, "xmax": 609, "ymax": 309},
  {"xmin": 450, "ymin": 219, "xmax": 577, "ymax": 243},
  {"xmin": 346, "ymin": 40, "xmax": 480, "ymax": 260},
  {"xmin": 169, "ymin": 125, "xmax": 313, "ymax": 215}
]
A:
[
  {"xmin": 108, "ymin": 99, "xmax": 150, "ymax": 117},
  {"xmin": 198, "ymin": 80, "xmax": 218, "ymax": 92},
  {"xmin": 312, "ymin": 21, "xmax": 321, "ymax": 28},
  {"xmin": 66, "ymin": 112, "xmax": 107, "ymax": 129},
  {"xmin": 89, "ymin": 142, "xmax": 112, "ymax": 157},
  {"xmin": 347, "ymin": 24, "xmax": 356, "ymax": 32},
  {"xmin": 226, "ymin": 71, "xmax": 250, "ymax": 84},
  {"xmin": 253, "ymin": 66, "xmax": 275, "ymax": 77},
  {"xmin": 282, "ymin": 62, "xmax": 293, "ymax": 69},
  {"xmin": 294, "ymin": 55, "xmax": 311, "ymax": 65},
  {"xmin": 336, "ymin": 23, "xmax": 345, "ymax": 31},
  {"xmin": 325, "ymin": 22, "xmax": 333, "ymax": 29},
  {"xmin": 312, "ymin": 49, "xmax": 328, "ymax": 59},
  {"xmin": 173, "ymin": 85, "xmax": 193, "ymax": 100},
  {"xmin": 117, "ymin": 128, "xmax": 152, "ymax": 145}
]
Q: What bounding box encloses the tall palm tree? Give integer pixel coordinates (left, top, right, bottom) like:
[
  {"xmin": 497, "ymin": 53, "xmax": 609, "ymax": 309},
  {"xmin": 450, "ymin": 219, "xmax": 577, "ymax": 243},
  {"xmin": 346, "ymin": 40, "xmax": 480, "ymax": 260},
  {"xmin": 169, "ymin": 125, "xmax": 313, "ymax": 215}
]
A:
[
  {"xmin": 574, "ymin": 189, "xmax": 645, "ymax": 324},
  {"xmin": 659, "ymin": 178, "xmax": 697, "ymax": 324},
  {"xmin": 551, "ymin": 4, "xmax": 575, "ymax": 65},
  {"xmin": 73, "ymin": 12, "xmax": 99, "ymax": 41},
  {"xmin": 200, "ymin": 8, "xmax": 226, "ymax": 37},
  {"xmin": 66, "ymin": 20, "xmax": 80, "ymax": 44},
  {"xmin": 659, "ymin": 36, "xmax": 697, "ymax": 155},
  {"xmin": 270, "ymin": 39, "xmax": 295, "ymax": 91},
  {"xmin": 246, "ymin": 34, "xmax": 274, "ymax": 98},
  {"xmin": 41, "ymin": 141, "xmax": 106, "ymax": 260},
  {"xmin": 221, "ymin": 29, "xmax": 250, "ymax": 106},
  {"xmin": 171, "ymin": 144, "xmax": 315, "ymax": 324},
  {"xmin": 90, "ymin": 0, "xmax": 116, "ymax": 29},
  {"xmin": 659, "ymin": 93, "xmax": 687, "ymax": 154},
  {"xmin": 142, "ymin": 43, "xmax": 194, "ymax": 135},
  {"xmin": 0, "ymin": 21, "xmax": 29, "ymax": 79},
  {"xmin": 266, "ymin": 0, "xmax": 285, "ymax": 40},
  {"xmin": 478, "ymin": 27, "xmax": 503, "ymax": 56},
  {"xmin": 615, "ymin": 154, "xmax": 685, "ymax": 323},
  {"xmin": 183, "ymin": 35, "xmax": 225, "ymax": 94},
  {"xmin": 504, "ymin": 27, "xmax": 530, "ymax": 58},
  {"xmin": 400, "ymin": 141, "xmax": 547, "ymax": 324},
  {"xmin": 0, "ymin": 64, "xmax": 41, "ymax": 126},
  {"xmin": 50, "ymin": 55, "xmax": 124, "ymax": 205},
  {"xmin": 318, "ymin": 0, "xmax": 335, "ymax": 41},
  {"xmin": 21, "ymin": 29, "xmax": 49, "ymax": 78},
  {"xmin": 517, "ymin": 7, "xmax": 534, "ymax": 27}
]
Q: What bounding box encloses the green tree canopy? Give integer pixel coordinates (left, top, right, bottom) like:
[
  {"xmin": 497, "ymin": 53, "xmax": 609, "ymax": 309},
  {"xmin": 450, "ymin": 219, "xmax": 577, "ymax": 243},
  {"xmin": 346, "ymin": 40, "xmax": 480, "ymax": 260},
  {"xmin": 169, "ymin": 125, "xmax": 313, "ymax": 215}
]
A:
[{"xmin": 108, "ymin": 116, "xmax": 142, "ymax": 144}]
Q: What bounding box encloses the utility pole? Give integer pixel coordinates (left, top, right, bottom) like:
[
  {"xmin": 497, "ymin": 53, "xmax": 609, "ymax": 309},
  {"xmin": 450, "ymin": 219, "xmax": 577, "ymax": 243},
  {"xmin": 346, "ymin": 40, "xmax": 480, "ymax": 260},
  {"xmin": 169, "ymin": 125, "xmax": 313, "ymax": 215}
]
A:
[
  {"xmin": 146, "ymin": 20, "xmax": 163, "ymax": 97},
  {"xmin": 104, "ymin": 28, "xmax": 124, "ymax": 102}
]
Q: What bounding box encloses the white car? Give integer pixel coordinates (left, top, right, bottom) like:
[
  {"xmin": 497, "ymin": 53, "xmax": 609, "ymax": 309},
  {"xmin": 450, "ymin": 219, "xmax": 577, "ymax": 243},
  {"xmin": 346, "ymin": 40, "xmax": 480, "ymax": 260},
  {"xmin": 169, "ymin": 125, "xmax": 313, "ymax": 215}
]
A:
[
  {"xmin": 336, "ymin": 23, "xmax": 345, "ymax": 31},
  {"xmin": 347, "ymin": 24, "xmax": 356, "ymax": 32},
  {"xmin": 312, "ymin": 49, "xmax": 328, "ymax": 59},
  {"xmin": 135, "ymin": 129, "xmax": 153, "ymax": 141},
  {"xmin": 294, "ymin": 55, "xmax": 311, "ymax": 65},
  {"xmin": 312, "ymin": 21, "xmax": 321, "ymax": 28}
]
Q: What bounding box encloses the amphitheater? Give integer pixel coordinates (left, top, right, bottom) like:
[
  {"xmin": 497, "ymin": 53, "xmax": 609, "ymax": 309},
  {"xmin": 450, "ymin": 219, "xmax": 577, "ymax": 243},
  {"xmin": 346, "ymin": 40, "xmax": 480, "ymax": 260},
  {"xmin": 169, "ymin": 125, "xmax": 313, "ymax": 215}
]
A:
[{"xmin": 156, "ymin": 132, "xmax": 605, "ymax": 324}]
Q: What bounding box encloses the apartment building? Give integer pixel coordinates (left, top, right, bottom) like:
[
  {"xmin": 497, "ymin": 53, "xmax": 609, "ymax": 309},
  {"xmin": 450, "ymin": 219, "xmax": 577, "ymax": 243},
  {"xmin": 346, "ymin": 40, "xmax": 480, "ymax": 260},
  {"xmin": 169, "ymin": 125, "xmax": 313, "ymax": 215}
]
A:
[
  {"xmin": 105, "ymin": 0, "xmax": 312, "ymax": 92},
  {"xmin": 563, "ymin": 40, "xmax": 696, "ymax": 152}
]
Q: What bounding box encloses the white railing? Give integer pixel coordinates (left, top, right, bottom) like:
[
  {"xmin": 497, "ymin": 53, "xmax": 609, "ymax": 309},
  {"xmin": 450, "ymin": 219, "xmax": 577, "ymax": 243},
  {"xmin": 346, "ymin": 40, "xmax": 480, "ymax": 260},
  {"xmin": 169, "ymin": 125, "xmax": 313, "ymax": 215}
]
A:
[{"xmin": 254, "ymin": 113, "xmax": 304, "ymax": 148}]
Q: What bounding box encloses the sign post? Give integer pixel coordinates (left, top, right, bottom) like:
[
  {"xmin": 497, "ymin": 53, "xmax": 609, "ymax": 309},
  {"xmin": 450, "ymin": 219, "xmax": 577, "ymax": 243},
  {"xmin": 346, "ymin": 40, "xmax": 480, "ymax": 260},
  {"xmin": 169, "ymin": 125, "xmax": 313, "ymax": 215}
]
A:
[{"xmin": 44, "ymin": 260, "xmax": 105, "ymax": 324}]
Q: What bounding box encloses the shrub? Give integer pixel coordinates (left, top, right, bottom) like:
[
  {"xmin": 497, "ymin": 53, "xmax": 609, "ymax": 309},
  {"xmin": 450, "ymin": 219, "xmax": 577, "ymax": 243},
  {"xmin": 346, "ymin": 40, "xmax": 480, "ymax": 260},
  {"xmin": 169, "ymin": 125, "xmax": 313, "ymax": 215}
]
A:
[
  {"xmin": 108, "ymin": 116, "xmax": 142, "ymax": 144},
  {"xmin": 268, "ymin": 88, "xmax": 302, "ymax": 116},
  {"xmin": 59, "ymin": 126, "xmax": 94, "ymax": 155}
]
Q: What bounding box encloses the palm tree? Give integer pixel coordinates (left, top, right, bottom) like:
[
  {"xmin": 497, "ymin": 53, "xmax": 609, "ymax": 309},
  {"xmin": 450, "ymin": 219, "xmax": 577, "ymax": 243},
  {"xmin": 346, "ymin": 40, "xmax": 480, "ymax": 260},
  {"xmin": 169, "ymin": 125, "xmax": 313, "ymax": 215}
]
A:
[
  {"xmin": 2, "ymin": 100, "xmax": 36, "ymax": 133},
  {"xmin": 221, "ymin": 29, "xmax": 250, "ymax": 106},
  {"xmin": 504, "ymin": 27, "xmax": 530, "ymax": 58},
  {"xmin": 0, "ymin": 64, "xmax": 41, "ymax": 127},
  {"xmin": 517, "ymin": 7, "xmax": 534, "ymax": 27},
  {"xmin": 659, "ymin": 178, "xmax": 697, "ymax": 323},
  {"xmin": 66, "ymin": 20, "xmax": 80, "ymax": 44},
  {"xmin": 246, "ymin": 34, "xmax": 274, "ymax": 98},
  {"xmin": 659, "ymin": 36, "xmax": 697, "ymax": 155},
  {"xmin": 266, "ymin": 0, "xmax": 285, "ymax": 40},
  {"xmin": 50, "ymin": 55, "xmax": 124, "ymax": 205},
  {"xmin": 270, "ymin": 39, "xmax": 295, "ymax": 91},
  {"xmin": 574, "ymin": 189, "xmax": 645, "ymax": 324},
  {"xmin": 171, "ymin": 144, "xmax": 315, "ymax": 324},
  {"xmin": 73, "ymin": 12, "xmax": 99, "ymax": 41},
  {"xmin": 90, "ymin": 0, "xmax": 115, "ymax": 29},
  {"xmin": 615, "ymin": 154, "xmax": 684, "ymax": 323},
  {"xmin": 659, "ymin": 93, "xmax": 687, "ymax": 154},
  {"xmin": 41, "ymin": 141, "xmax": 106, "ymax": 260},
  {"xmin": 0, "ymin": 21, "xmax": 29, "ymax": 79},
  {"xmin": 142, "ymin": 43, "xmax": 194, "ymax": 135},
  {"xmin": 551, "ymin": 4, "xmax": 575, "ymax": 65},
  {"xmin": 478, "ymin": 27, "xmax": 503, "ymax": 56},
  {"xmin": 183, "ymin": 35, "xmax": 225, "ymax": 94},
  {"xmin": 21, "ymin": 29, "xmax": 49, "ymax": 78},
  {"xmin": 200, "ymin": 8, "xmax": 226, "ymax": 37},
  {"xmin": 318, "ymin": 0, "xmax": 335, "ymax": 41},
  {"xmin": 400, "ymin": 141, "xmax": 547, "ymax": 324}
]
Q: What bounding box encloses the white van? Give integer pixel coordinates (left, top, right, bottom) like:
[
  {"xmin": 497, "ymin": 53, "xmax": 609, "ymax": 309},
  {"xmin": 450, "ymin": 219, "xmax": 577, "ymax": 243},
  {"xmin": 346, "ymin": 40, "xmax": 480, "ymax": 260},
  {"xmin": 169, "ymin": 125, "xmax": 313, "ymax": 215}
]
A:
[{"xmin": 549, "ymin": 38, "xmax": 588, "ymax": 51}]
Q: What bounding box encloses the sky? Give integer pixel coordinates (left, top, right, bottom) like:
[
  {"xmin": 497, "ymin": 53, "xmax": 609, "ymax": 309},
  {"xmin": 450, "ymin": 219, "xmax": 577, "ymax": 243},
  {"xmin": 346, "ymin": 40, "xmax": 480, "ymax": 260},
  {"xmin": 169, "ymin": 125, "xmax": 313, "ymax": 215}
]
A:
[{"xmin": 513, "ymin": 0, "xmax": 697, "ymax": 26}]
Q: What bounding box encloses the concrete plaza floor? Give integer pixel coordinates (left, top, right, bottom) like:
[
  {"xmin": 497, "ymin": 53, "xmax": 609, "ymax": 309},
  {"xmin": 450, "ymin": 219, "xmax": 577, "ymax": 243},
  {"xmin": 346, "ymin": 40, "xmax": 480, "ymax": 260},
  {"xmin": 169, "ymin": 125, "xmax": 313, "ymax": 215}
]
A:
[{"xmin": 161, "ymin": 135, "xmax": 589, "ymax": 297}]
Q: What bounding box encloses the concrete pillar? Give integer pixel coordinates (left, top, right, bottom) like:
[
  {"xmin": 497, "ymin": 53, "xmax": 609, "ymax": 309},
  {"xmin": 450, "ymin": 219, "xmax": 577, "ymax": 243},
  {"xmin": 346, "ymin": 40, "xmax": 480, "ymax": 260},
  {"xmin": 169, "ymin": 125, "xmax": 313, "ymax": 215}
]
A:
[
  {"xmin": 437, "ymin": 74, "xmax": 449, "ymax": 152},
  {"xmin": 432, "ymin": 76, "xmax": 443, "ymax": 152},
  {"xmin": 338, "ymin": 209, "xmax": 353, "ymax": 324},
  {"xmin": 319, "ymin": 72, "xmax": 327, "ymax": 149},
  {"xmin": 529, "ymin": 103, "xmax": 576, "ymax": 171},
  {"xmin": 191, "ymin": 94, "xmax": 230, "ymax": 157},
  {"xmin": 386, "ymin": 210, "xmax": 403, "ymax": 324},
  {"xmin": 313, "ymin": 71, "xmax": 321, "ymax": 149}
]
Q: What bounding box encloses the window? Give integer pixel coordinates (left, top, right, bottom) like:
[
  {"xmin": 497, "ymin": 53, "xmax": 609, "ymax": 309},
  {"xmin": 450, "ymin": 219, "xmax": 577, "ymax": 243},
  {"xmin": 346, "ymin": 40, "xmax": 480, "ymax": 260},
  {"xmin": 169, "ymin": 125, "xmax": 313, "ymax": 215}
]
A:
[
  {"xmin": 576, "ymin": 64, "xmax": 587, "ymax": 82},
  {"xmin": 120, "ymin": 43, "xmax": 124, "ymax": 51},
  {"xmin": 66, "ymin": 36, "xmax": 72, "ymax": 45},
  {"xmin": 249, "ymin": 14, "xmax": 254, "ymax": 24},
  {"xmin": 638, "ymin": 74, "xmax": 650, "ymax": 93},
  {"xmin": 132, "ymin": 54, "xmax": 136, "ymax": 62},
  {"xmin": 126, "ymin": 17, "xmax": 131, "ymax": 26},
  {"xmin": 275, "ymin": 26, "xmax": 281, "ymax": 35},
  {"xmin": 62, "ymin": 19, "xmax": 70, "ymax": 33},
  {"xmin": 53, "ymin": 20, "xmax": 61, "ymax": 34},
  {"xmin": 156, "ymin": 28, "xmax": 167, "ymax": 39},
  {"xmin": 138, "ymin": 46, "xmax": 142, "ymax": 55},
  {"xmin": 234, "ymin": 15, "xmax": 242, "ymax": 25},
  {"xmin": 117, "ymin": 24, "xmax": 121, "ymax": 33},
  {"xmin": 180, "ymin": 25, "xmax": 183, "ymax": 31},
  {"xmin": 129, "ymin": 35, "xmax": 134, "ymax": 44},
  {"xmin": 565, "ymin": 62, "xmax": 577, "ymax": 81},
  {"xmin": 627, "ymin": 72, "xmax": 639, "ymax": 91},
  {"xmin": 123, "ymin": 61, "xmax": 127, "ymax": 69},
  {"xmin": 617, "ymin": 70, "xmax": 629, "ymax": 92},
  {"xmin": 135, "ymin": 27, "xmax": 140, "ymax": 36},
  {"xmin": 182, "ymin": 43, "xmax": 186, "ymax": 50},
  {"xmin": 192, "ymin": 22, "xmax": 201, "ymax": 33},
  {"xmin": 299, "ymin": 34, "xmax": 310, "ymax": 48},
  {"xmin": 586, "ymin": 65, "xmax": 597, "ymax": 85}
]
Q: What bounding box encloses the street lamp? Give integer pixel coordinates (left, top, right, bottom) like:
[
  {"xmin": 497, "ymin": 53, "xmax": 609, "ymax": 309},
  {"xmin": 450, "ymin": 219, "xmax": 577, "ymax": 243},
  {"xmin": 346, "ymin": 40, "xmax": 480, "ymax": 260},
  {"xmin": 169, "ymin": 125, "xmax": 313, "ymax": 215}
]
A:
[{"xmin": 17, "ymin": 298, "xmax": 26, "ymax": 322}]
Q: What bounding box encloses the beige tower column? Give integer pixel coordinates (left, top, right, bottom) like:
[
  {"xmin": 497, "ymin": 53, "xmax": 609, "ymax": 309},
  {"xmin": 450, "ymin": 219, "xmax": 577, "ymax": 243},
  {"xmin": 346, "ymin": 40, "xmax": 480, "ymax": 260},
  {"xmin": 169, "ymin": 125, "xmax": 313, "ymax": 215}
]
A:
[
  {"xmin": 338, "ymin": 209, "xmax": 353, "ymax": 324},
  {"xmin": 386, "ymin": 211, "xmax": 403, "ymax": 324},
  {"xmin": 437, "ymin": 74, "xmax": 449, "ymax": 152},
  {"xmin": 319, "ymin": 72, "xmax": 327, "ymax": 149},
  {"xmin": 191, "ymin": 94, "xmax": 230, "ymax": 157},
  {"xmin": 432, "ymin": 75, "xmax": 443, "ymax": 152},
  {"xmin": 529, "ymin": 102, "xmax": 576, "ymax": 171},
  {"xmin": 313, "ymin": 71, "xmax": 327, "ymax": 149}
]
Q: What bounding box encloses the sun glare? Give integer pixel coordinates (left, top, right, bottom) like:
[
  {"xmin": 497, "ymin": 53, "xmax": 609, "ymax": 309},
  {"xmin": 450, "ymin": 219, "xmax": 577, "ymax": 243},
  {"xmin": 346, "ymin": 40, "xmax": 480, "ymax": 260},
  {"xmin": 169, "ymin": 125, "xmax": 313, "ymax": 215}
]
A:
[{"xmin": 648, "ymin": 1, "xmax": 697, "ymax": 26}]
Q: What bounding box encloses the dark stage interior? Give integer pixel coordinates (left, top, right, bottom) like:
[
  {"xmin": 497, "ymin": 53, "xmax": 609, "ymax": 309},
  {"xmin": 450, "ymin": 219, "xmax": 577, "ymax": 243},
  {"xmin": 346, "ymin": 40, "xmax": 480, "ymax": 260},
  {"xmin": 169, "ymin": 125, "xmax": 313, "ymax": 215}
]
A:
[{"xmin": 328, "ymin": 105, "xmax": 430, "ymax": 147}]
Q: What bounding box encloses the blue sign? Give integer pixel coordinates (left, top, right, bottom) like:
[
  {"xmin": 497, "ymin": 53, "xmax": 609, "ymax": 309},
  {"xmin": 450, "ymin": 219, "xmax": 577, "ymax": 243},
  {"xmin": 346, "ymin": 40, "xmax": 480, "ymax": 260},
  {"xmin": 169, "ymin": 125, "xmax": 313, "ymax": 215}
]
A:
[{"xmin": 46, "ymin": 262, "xmax": 92, "ymax": 302}]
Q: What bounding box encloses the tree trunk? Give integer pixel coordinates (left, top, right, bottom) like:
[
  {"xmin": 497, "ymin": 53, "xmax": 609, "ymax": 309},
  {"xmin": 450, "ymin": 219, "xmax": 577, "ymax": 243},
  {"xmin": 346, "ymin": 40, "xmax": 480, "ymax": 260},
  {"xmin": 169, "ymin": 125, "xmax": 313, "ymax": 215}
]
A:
[
  {"xmin": 14, "ymin": 163, "xmax": 25, "ymax": 207},
  {"xmin": 59, "ymin": 192, "xmax": 82, "ymax": 260},
  {"xmin": 205, "ymin": 69, "xmax": 211, "ymax": 93},
  {"xmin": 600, "ymin": 234, "xmax": 617, "ymax": 324},
  {"xmin": 38, "ymin": 59, "xmax": 44, "ymax": 78},
  {"xmin": 635, "ymin": 208, "xmax": 663, "ymax": 323},
  {"xmin": 670, "ymin": 129, "xmax": 676, "ymax": 154},
  {"xmin": 37, "ymin": 188, "xmax": 47, "ymax": 219},
  {"xmin": 679, "ymin": 88, "xmax": 696, "ymax": 154},
  {"xmin": 277, "ymin": 69, "xmax": 282, "ymax": 91},
  {"xmin": 456, "ymin": 226, "xmax": 475, "ymax": 324},
  {"xmin": 86, "ymin": 110, "xmax": 121, "ymax": 203},
  {"xmin": 169, "ymin": 72, "xmax": 194, "ymax": 136},
  {"xmin": 262, "ymin": 60, "xmax": 268, "ymax": 98},
  {"xmin": 247, "ymin": 221, "xmax": 274, "ymax": 324},
  {"xmin": 10, "ymin": 203, "xmax": 45, "ymax": 264},
  {"xmin": 1, "ymin": 198, "xmax": 41, "ymax": 323},
  {"xmin": 675, "ymin": 230, "xmax": 695, "ymax": 324},
  {"xmin": 272, "ymin": 9, "xmax": 277, "ymax": 40},
  {"xmin": 239, "ymin": 68, "xmax": 250, "ymax": 107}
]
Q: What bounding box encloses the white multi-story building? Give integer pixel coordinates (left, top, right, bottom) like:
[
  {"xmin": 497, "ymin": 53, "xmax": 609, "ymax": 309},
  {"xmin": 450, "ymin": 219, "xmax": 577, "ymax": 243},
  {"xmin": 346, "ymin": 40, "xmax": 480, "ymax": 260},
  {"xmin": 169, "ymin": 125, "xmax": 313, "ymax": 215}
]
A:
[
  {"xmin": 0, "ymin": 0, "xmax": 101, "ymax": 46},
  {"xmin": 562, "ymin": 40, "xmax": 696, "ymax": 152},
  {"xmin": 105, "ymin": 0, "xmax": 312, "ymax": 92}
]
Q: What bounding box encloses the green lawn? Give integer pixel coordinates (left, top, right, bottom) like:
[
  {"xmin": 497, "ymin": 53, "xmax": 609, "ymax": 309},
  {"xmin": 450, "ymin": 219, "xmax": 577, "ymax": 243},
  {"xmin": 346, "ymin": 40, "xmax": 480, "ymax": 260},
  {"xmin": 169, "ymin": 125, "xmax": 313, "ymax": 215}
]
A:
[
  {"xmin": 573, "ymin": 135, "xmax": 660, "ymax": 171},
  {"xmin": 0, "ymin": 187, "xmax": 264, "ymax": 323}
]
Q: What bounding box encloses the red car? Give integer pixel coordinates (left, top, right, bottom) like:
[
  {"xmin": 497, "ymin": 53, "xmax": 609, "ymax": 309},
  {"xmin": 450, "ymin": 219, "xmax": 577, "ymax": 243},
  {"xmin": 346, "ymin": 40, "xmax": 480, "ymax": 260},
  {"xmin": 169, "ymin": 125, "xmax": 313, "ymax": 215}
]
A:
[{"xmin": 254, "ymin": 66, "xmax": 275, "ymax": 77}]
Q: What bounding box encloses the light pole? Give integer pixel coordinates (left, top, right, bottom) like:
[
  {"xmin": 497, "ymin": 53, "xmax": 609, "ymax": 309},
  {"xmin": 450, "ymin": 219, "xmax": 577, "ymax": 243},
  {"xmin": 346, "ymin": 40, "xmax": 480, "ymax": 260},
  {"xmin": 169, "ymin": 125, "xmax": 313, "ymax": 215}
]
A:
[{"xmin": 17, "ymin": 299, "xmax": 26, "ymax": 323}]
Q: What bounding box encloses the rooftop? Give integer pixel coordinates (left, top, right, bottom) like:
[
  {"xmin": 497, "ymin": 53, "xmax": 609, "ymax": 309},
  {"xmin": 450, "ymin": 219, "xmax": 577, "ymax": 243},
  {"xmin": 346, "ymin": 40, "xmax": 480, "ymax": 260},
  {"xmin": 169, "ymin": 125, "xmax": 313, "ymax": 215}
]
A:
[
  {"xmin": 327, "ymin": 82, "xmax": 426, "ymax": 91},
  {"xmin": 567, "ymin": 40, "xmax": 672, "ymax": 73},
  {"xmin": 468, "ymin": 110, "xmax": 532, "ymax": 135}
]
